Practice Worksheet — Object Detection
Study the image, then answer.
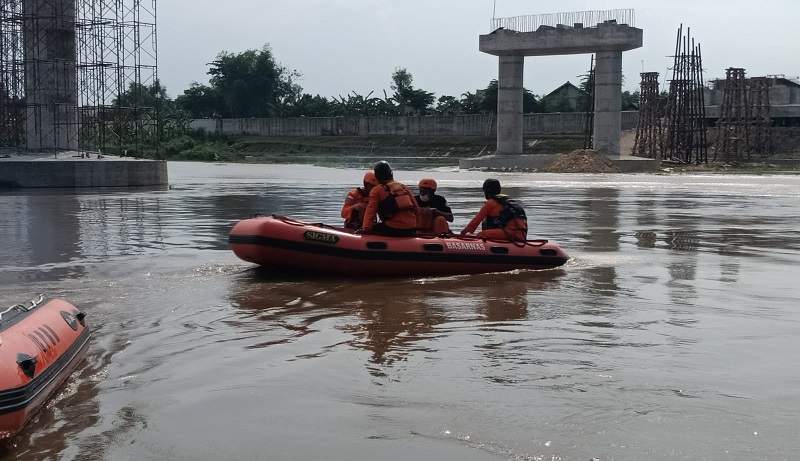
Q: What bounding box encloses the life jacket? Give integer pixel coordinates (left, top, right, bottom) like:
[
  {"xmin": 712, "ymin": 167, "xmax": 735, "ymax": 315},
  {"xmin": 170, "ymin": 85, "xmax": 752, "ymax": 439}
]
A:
[
  {"xmin": 482, "ymin": 195, "xmax": 527, "ymax": 230},
  {"xmin": 378, "ymin": 182, "xmax": 414, "ymax": 221}
]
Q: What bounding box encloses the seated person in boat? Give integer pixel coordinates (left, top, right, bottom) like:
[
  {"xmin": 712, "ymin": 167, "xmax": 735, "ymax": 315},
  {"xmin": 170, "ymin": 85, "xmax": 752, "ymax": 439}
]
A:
[
  {"xmin": 415, "ymin": 178, "xmax": 453, "ymax": 235},
  {"xmin": 460, "ymin": 178, "xmax": 528, "ymax": 242},
  {"xmin": 360, "ymin": 161, "xmax": 418, "ymax": 237},
  {"xmin": 341, "ymin": 171, "xmax": 380, "ymax": 230}
]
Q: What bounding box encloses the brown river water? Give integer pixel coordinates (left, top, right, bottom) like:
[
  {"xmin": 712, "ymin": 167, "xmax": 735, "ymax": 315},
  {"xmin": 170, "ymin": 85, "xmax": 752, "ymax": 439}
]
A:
[{"xmin": 1, "ymin": 162, "xmax": 799, "ymax": 460}]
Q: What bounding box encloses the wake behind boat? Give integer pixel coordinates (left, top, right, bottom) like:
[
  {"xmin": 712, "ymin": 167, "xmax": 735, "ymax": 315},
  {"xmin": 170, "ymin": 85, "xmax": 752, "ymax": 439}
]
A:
[{"xmin": 229, "ymin": 215, "xmax": 569, "ymax": 277}]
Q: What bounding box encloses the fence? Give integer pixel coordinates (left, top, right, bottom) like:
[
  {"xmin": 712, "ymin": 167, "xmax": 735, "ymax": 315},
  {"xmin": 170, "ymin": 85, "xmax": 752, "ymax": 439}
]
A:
[{"xmin": 190, "ymin": 112, "xmax": 640, "ymax": 137}]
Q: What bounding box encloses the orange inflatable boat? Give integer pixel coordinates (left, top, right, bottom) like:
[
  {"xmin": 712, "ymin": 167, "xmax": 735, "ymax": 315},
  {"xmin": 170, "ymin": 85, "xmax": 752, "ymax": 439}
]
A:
[
  {"xmin": 0, "ymin": 295, "xmax": 91, "ymax": 443},
  {"xmin": 229, "ymin": 215, "xmax": 569, "ymax": 277}
]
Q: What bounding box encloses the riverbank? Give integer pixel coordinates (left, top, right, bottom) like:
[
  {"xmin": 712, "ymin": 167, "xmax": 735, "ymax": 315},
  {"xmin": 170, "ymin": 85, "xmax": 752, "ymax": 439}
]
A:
[{"xmin": 198, "ymin": 133, "xmax": 800, "ymax": 173}]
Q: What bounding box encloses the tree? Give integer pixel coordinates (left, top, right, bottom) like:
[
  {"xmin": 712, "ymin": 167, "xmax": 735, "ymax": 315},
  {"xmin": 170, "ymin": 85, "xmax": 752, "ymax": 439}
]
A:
[
  {"xmin": 114, "ymin": 79, "xmax": 175, "ymax": 117},
  {"xmin": 390, "ymin": 67, "xmax": 434, "ymax": 115},
  {"xmin": 289, "ymin": 94, "xmax": 333, "ymax": 117},
  {"xmin": 523, "ymin": 90, "xmax": 544, "ymax": 113},
  {"xmin": 473, "ymin": 80, "xmax": 542, "ymax": 114},
  {"xmin": 621, "ymin": 90, "xmax": 641, "ymax": 110},
  {"xmin": 460, "ymin": 91, "xmax": 482, "ymax": 114},
  {"xmin": 176, "ymin": 83, "xmax": 223, "ymax": 118},
  {"xmin": 205, "ymin": 44, "xmax": 302, "ymax": 118},
  {"xmin": 436, "ymin": 95, "xmax": 462, "ymax": 115},
  {"xmin": 479, "ymin": 80, "xmax": 499, "ymax": 114}
]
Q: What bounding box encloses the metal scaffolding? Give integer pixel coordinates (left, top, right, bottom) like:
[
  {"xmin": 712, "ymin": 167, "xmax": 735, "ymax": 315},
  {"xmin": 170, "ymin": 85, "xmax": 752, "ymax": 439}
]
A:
[
  {"xmin": 664, "ymin": 24, "xmax": 708, "ymax": 164},
  {"xmin": 714, "ymin": 70, "xmax": 773, "ymax": 162},
  {"xmin": 632, "ymin": 71, "xmax": 663, "ymax": 158},
  {"xmin": 0, "ymin": 0, "xmax": 158, "ymax": 155}
]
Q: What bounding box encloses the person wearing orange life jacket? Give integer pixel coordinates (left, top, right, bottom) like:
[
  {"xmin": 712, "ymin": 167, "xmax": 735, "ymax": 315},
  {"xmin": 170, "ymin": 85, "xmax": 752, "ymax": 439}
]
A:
[
  {"xmin": 415, "ymin": 178, "xmax": 453, "ymax": 235},
  {"xmin": 460, "ymin": 178, "xmax": 528, "ymax": 241},
  {"xmin": 360, "ymin": 161, "xmax": 418, "ymax": 237},
  {"xmin": 341, "ymin": 171, "xmax": 380, "ymax": 230}
]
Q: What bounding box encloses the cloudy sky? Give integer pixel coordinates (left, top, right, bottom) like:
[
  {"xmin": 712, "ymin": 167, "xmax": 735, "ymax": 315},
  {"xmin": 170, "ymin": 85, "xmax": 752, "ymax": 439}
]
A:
[{"xmin": 158, "ymin": 0, "xmax": 800, "ymax": 100}]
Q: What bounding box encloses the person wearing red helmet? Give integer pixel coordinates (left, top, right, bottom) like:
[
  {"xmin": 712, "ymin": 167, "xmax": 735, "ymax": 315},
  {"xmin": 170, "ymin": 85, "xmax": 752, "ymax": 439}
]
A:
[
  {"xmin": 415, "ymin": 177, "xmax": 453, "ymax": 235},
  {"xmin": 460, "ymin": 178, "xmax": 528, "ymax": 242},
  {"xmin": 361, "ymin": 161, "xmax": 418, "ymax": 237},
  {"xmin": 341, "ymin": 171, "xmax": 380, "ymax": 230}
]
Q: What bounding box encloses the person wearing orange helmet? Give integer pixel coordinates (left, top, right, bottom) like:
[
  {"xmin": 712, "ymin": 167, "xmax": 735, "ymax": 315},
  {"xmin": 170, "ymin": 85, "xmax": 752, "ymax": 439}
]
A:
[
  {"xmin": 361, "ymin": 161, "xmax": 418, "ymax": 237},
  {"xmin": 460, "ymin": 178, "xmax": 528, "ymax": 242},
  {"xmin": 341, "ymin": 171, "xmax": 380, "ymax": 230},
  {"xmin": 415, "ymin": 177, "xmax": 453, "ymax": 235}
]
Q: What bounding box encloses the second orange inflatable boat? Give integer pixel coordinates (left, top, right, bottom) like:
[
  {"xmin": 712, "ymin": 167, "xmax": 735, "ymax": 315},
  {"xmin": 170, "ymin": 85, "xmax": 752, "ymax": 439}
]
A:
[{"xmin": 0, "ymin": 295, "xmax": 91, "ymax": 443}]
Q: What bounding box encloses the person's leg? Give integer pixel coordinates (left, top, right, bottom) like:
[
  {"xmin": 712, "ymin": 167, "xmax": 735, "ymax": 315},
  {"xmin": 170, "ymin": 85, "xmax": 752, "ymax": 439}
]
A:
[{"xmin": 432, "ymin": 216, "xmax": 451, "ymax": 235}]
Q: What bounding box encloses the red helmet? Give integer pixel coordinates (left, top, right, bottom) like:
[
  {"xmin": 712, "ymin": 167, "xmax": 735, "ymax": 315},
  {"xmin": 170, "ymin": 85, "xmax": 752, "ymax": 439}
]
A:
[
  {"xmin": 418, "ymin": 178, "xmax": 437, "ymax": 190},
  {"xmin": 363, "ymin": 171, "xmax": 379, "ymax": 186}
]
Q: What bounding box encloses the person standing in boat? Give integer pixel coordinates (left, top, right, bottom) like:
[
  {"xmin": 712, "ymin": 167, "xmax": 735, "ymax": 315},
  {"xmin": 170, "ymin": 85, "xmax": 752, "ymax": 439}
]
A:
[
  {"xmin": 415, "ymin": 178, "xmax": 453, "ymax": 235},
  {"xmin": 460, "ymin": 178, "xmax": 528, "ymax": 242},
  {"xmin": 341, "ymin": 171, "xmax": 380, "ymax": 230},
  {"xmin": 360, "ymin": 161, "xmax": 418, "ymax": 237}
]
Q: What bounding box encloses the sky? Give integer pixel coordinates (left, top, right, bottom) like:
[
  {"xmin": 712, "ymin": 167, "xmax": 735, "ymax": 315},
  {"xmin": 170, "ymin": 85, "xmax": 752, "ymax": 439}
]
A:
[{"xmin": 158, "ymin": 0, "xmax": 800, "ymax": 101}]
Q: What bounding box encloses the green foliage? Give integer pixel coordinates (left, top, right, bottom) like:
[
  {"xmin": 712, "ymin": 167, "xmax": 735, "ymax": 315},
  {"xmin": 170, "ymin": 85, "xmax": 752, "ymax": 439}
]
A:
[
  {"xmin": 436, "ymin": 95, "xmax": 462, "ymax": 115},
  {"xmin": 479, "ymin": 80, "xmax": 499, "ymax": 114},
  {"xmin": 523, "ymin": 90, "xmax": 544, "ymax": 113},
  {"xmin": 390, "ymin": 67, "xmax": 434, "ymax": 114},
  {"xmin": 621, "ymin": 90, "xmax": 641, "ymax": 109},
  {"xmin": 177, "ymin": 44, "xmax": 301, "ymax": 119},
  {"xmin": 176, "ymin": 83, "xmax": 223, "ymax": 118},
  {"xmin": 460, "ymin": 91, "xmax": 482, "ymax": 114},
  {"xmin": 331, "ymin": 91, "xmax": 397, "ymax": 116}
]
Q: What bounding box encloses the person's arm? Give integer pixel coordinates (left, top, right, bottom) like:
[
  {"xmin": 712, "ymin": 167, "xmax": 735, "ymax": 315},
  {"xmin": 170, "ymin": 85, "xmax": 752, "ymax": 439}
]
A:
[
  {"xmin": 362, "ymin": 186, "xmax": 383, "ymax": 231},
  {"xmin": 341, "ymin": 189, "xmax": 358, "ymax": 220},
  {"xmin": 435, "ymin": 196, "xmax": 454, "ymax": 222},
  {"xmin": 461, "ymin": 201, "xmax": 490, "ymax": 235}
]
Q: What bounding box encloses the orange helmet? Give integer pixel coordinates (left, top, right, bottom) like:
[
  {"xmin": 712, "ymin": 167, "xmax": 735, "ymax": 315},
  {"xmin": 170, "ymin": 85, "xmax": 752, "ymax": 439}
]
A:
[
  {"xmin": 363, "ymin": 171, "xmax": 379, "ymax": 186},
  {"xmin": 418, "ymin": 178, "xmax": 437, "ymax": 190}
]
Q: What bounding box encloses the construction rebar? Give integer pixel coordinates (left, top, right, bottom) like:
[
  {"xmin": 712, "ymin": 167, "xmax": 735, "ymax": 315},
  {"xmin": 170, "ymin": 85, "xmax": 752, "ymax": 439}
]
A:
[
  {"xmin": 664, "ymin": 24, "xmax": 708, "ymax": 164},
  {"xmin": 632, "ymin": 72, "xmax": 662, "ymax": 157},
  {"xmin": 714, "ymin": 70, "xmax": 773, "ymax": 162}
]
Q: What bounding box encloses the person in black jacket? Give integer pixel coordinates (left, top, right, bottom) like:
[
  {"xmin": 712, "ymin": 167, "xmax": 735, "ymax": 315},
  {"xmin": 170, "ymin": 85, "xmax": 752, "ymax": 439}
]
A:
[{"xmin": 414, "ymin": 178, "xmax": 453, "ymax": 235}]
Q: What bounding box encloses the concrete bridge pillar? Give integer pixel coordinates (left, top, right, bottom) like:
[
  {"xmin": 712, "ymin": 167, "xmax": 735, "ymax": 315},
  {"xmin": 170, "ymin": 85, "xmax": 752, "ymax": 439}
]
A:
[
  {"xmin": 497, "ymin": 55, "xmax": 524, "ymax": 155},
  {"xmin": 593, "ymin": 50, "xmax": 623, "ymax": 156},
  {"xmin": 23, "ymin": 0, "xmax": 79, "ymax": 152}
]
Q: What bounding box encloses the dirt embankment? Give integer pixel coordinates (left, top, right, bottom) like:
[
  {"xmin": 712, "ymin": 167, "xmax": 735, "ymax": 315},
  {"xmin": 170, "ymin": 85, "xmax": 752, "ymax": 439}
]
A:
[
  {"xmin": 212, "ymin": 130, "xmax": 800, "ymax": 172},
  {"xmin": 227, "ymin": 134, "xmax": 586, "ymax": 159},
  {"xmin": 540, "ymin": 150, "xmax": 622, "ymax": 173}
]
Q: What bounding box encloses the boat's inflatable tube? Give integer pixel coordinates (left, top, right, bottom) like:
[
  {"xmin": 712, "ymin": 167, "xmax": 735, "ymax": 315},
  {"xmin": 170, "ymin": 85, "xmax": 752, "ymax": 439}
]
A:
[
  {"xmin": 0, "ymin": 296, "xmax": 91, "ymax": 443},
  {"xmin": 229, "ymin": 215, "xmax": 569, "ymax": 277}
]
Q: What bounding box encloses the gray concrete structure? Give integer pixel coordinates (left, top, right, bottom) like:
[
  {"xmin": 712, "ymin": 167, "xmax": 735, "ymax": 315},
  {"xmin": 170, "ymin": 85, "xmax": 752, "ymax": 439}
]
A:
[
  {"xmin": 0, "ymin": 156, "xmax": 168, "ymax": 188},
  {"xmin": 190, "ymin": 112, "xmax": 641, "ymax": 137},
  {"xmin": 23, "ymin": 0, "xmax": 79, "ymax": 151},
  {"xmin": 479, "ymin": 20, "xmax": 643, "ymax": 156}
]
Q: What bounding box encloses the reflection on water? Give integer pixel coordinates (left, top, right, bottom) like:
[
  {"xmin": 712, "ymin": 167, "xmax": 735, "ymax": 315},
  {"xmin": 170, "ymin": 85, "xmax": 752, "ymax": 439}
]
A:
[
  {"xmin": 2, "ymin": 164, "xmax": 800, "ymax": 461},
  {"xmin": 229, "ymin": 269, "xmax": 567, "ymax": 375}
]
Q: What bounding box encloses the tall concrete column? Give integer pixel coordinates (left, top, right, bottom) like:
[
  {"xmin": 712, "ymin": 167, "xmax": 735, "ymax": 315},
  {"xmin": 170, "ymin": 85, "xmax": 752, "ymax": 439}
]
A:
[
  {"xmin": 496, "ymin": 55, "xmax": 524, "ymax": 155},
  {"xmin": 23, "ymin": 0, "xmax": 79, "ymax": 152},
  {"xmin": 593, "ymin": 50, "xmax": 623, "ymax": 156}
]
